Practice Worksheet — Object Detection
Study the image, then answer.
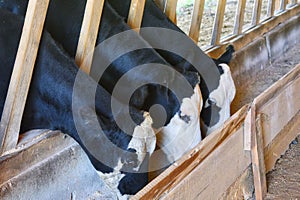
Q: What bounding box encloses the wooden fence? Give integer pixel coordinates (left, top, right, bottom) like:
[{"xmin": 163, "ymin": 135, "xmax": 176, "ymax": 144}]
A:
[
  {"xmin": 156, "ymin": 0, "xmax": 299, "ymax": 49},
  {"xmin": 0, "ymin": 0, "xmax": 299, "ymax": 199}
]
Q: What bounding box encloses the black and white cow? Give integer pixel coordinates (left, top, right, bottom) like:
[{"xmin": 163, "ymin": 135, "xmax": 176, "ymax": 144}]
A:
[
  {"xmin": 107, "ymin": 0, "xmax": 236, "ymax": 136},
  {"xmin": 0, "ymin": 0, "xmax": 204, "ymax": 176},
  {"xmin": 0, "ymin": 8, "xmax": 158, "ymax": 197},
  {"xmin": 0, "ymin": 0, "xmax": 235, "ymax": 194}
]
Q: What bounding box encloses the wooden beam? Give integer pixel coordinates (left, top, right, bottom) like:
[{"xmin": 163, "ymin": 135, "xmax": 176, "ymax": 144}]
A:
[
  {"xmin": 161, "ymin": 126, "xmax": 251, "ymax": 199},
  {"xmin": 75, "ymin": 0, "xmax": 105, "ymax": 75},
  {"xmin": 280, "ymin": 0, "xmax": 288, "ymax": 11},
  {"xmin": 189, "ymin": 0, "xmax": 205, "ymax": 43},
  {"xmin": 154, "ymin": 0, "xmax": 167, "ymax": 11},
  {"xmin": 128, "ymin": 0, "xmax": 146, "ymax": 31},
  {"xmin": 165, "ymin": 0, "xmax": 178, "ymax": 24},
  {"xmin": 251, "ymin": 113, "xmax": 267, "ymax": 200},
  {"xmin": 0, "ymin": 0, "xmax": 49, "ymax": 155},
  {"xmin": 211, "ymin": 0, "xmax": 227, "ymax": 45},
  {"xmin": 252, "ymin": 0, "xmax": 263, "ymax": 25},
  {"xmin": 267, "ymin": 0, "xmax": 276, "ymax": 17},
  {"xmin": 133, "ymin": 105, "xmax": 250, "ymax": 199},
  {"xmin": 234, "ymin": 0, "xmax": 246, "ymax": 34}
]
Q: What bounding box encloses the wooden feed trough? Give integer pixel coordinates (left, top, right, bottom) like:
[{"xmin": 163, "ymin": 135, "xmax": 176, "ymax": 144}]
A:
[{"xmin": 0, "ymin": 0, "xmax": 299, "ymax": 199}]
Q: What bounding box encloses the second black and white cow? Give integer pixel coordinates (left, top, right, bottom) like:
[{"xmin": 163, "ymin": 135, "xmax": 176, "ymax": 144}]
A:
[{"xmin": 108, "ymin": 0, "xmax": 236, "ymax": 137}]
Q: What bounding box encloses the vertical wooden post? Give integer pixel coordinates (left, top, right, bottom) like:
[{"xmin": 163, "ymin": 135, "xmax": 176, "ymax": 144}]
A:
[
  {"xmin": 128, "ymin": 0, "xmax": 146, "ymax": 31},
  {"xmin": 234, "ymin": 0, "xmax": 246, "ymax": 34},
  {"xmin": 165, "ymin": 0, "xmax": 178, "ymax": 24},
  {"xmin": 251, "ymin": 110, "xmax": 267, "ymax": 200},
  {"xmin": 267, "ymin": 0, "xmax": 276, "ymax": 17},
  {"xmin": 252, "ymin": 0, "xmax": 263, "ymax": 25},
  {"xmin": 154, "ymin": 0, "xmax": 167, "ymax": 11},
  {"xmin": 279, "ymin": 0, "xmax": 288, "ymax": 11},
  {"xmin": 211, "ymin": 0, "xmax": 226, "ymax": 45},
  {"xmin": 189, "ymin": 0, "xmax": 205, "ymax": 43},
  {"xmin": 0, "ymin": 0, "xmax": 50, "ymax": 155},
  {"xmin": 75, "ymin": 0, "xmax": 105, "ymax": 75}
]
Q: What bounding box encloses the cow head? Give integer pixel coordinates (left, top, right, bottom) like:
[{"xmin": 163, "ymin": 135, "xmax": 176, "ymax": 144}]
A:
[{"xmin": 201, "ymin": 45, "xmax": 236, "ymax": 136}]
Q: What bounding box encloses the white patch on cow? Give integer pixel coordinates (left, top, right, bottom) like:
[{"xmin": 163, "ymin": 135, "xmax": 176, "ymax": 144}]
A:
[
  {"xmin": 154, "ymin": 85, "xmax": 202, "ymax": 164},
  {"xmin": 127, "ymin": 112, "xmax": 156, "ymax": 170},
  {"xmin": 96, "ymin": 113, "xmax": 155, "ymax": 200},
  {"xmin": 205, "ymin": 63, "xmax": 236, "ymax": 135}
]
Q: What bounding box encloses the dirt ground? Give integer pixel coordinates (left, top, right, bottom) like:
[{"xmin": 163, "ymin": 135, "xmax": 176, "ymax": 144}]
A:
[{"xmin": 176, "ymin": 2, "xmax": 300, "ymax": 198}]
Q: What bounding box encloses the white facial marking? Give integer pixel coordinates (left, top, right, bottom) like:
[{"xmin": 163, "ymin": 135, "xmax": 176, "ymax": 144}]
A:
[
  {"xmin": 127, "ymin": 112, "xmax": 156, "ymax": 171},
  {"xmin": 154, "ymin": 85, "xmax": 203, "ymax": 164}
]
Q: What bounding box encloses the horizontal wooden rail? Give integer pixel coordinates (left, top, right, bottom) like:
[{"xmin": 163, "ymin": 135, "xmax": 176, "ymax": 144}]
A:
[{"xmin": 0, "ymin": 0, "xmax": 50, "ymax": 155}]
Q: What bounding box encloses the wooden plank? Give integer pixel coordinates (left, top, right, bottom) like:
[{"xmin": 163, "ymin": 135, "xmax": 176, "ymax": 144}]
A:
[
  {"xmin": 280, "ymin": 0, "xmax": 288, "ymax": 10},
  {"xmin": 251, "ymin": 113, "xmax": 267, "ymax": 200},
  {"xmin": 75, "ymin": 0, "xmax": 105, "ymax": 75},
  {"xmin": 267, "ymin": 0, "xmax": 276, "ymax": 17},
  {"xmin": 128, "ymin": 0, "xmax": 146, "ymax": 31},
  {"xmin": 255, "ymin": 64, "xmax": 300, "ymax": 108},
  {"xmin": 264, "ymin": 111, "xmax": 300, "ymax": 172},
  {"xmin": 252, "ymin": 0, "xmax": 263, "ymax": 25},
  {"xmin": 165, "ymin": 0, "xmax": 178, "ymax": 24},
  {"xmin": 256, "ymin": 65, "xmax": 300, "ymax": 147},
  {"xmin": 154, "ymin": 0, "xmax": 167, "ymax": 11},
  {"xmin": 0, "ymin": 0, "xmax": 50, "ymax": 155},
  {"xmin": 234, "ymin": 0, "xmax": 247, "ymax": 34},
  {"xmin": 161, "ymin": 126, "xmax": 251, "ymax": 199},
  {"xmin": 132, "ymin": 105, "xmax": 250, "ymax": 199},
  {"xmin": 211, "ymin": 0, "xmax": 227, "ymax": 45},
  {"xmin": 189, "ymin": 0, "xmax": 205, "ymax": 43}
]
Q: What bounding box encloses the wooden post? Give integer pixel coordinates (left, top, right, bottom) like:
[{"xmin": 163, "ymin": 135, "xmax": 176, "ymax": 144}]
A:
[
  {"xmin": 252, "ymin": 0, "xmax": 263, "ymax": 25},
  {"xmin": 189, "ymin": 0, "xmax": 205, "ymax": 43},
  {"xmin": 154, "ymin": 0, "xmax": 167, "ymax": 11},
  {"xmin": 128, "ymin": 0, "xmax": 146, "ymax": 31},
  {"xmin": 279, "ymin": 0, "xmax": 288, "ymax": 11},
  {"xmin": 234, "ymin": 0, "xmax": 246, "ymax": 34},
  {"xmin": 0, "ymin": 0, "xmax": 50, "ymax": 155},
  {"xmin": 211, "ymin": 0, "xmax": 227, "ymax": 45},
  {"xmin": 267, "ymin": 0, "xmax": 276, "ymax": 17},
  {"xmin": 165, "ymin": 0, "xmax": 178, "ymax": 24},
  {"xmin": 75, "ymin": 0, "xmax": 105, "ymax": 75},
  {"xmin": 251, "ymin": 110, "xmax": 267, "ymax": 200}
]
